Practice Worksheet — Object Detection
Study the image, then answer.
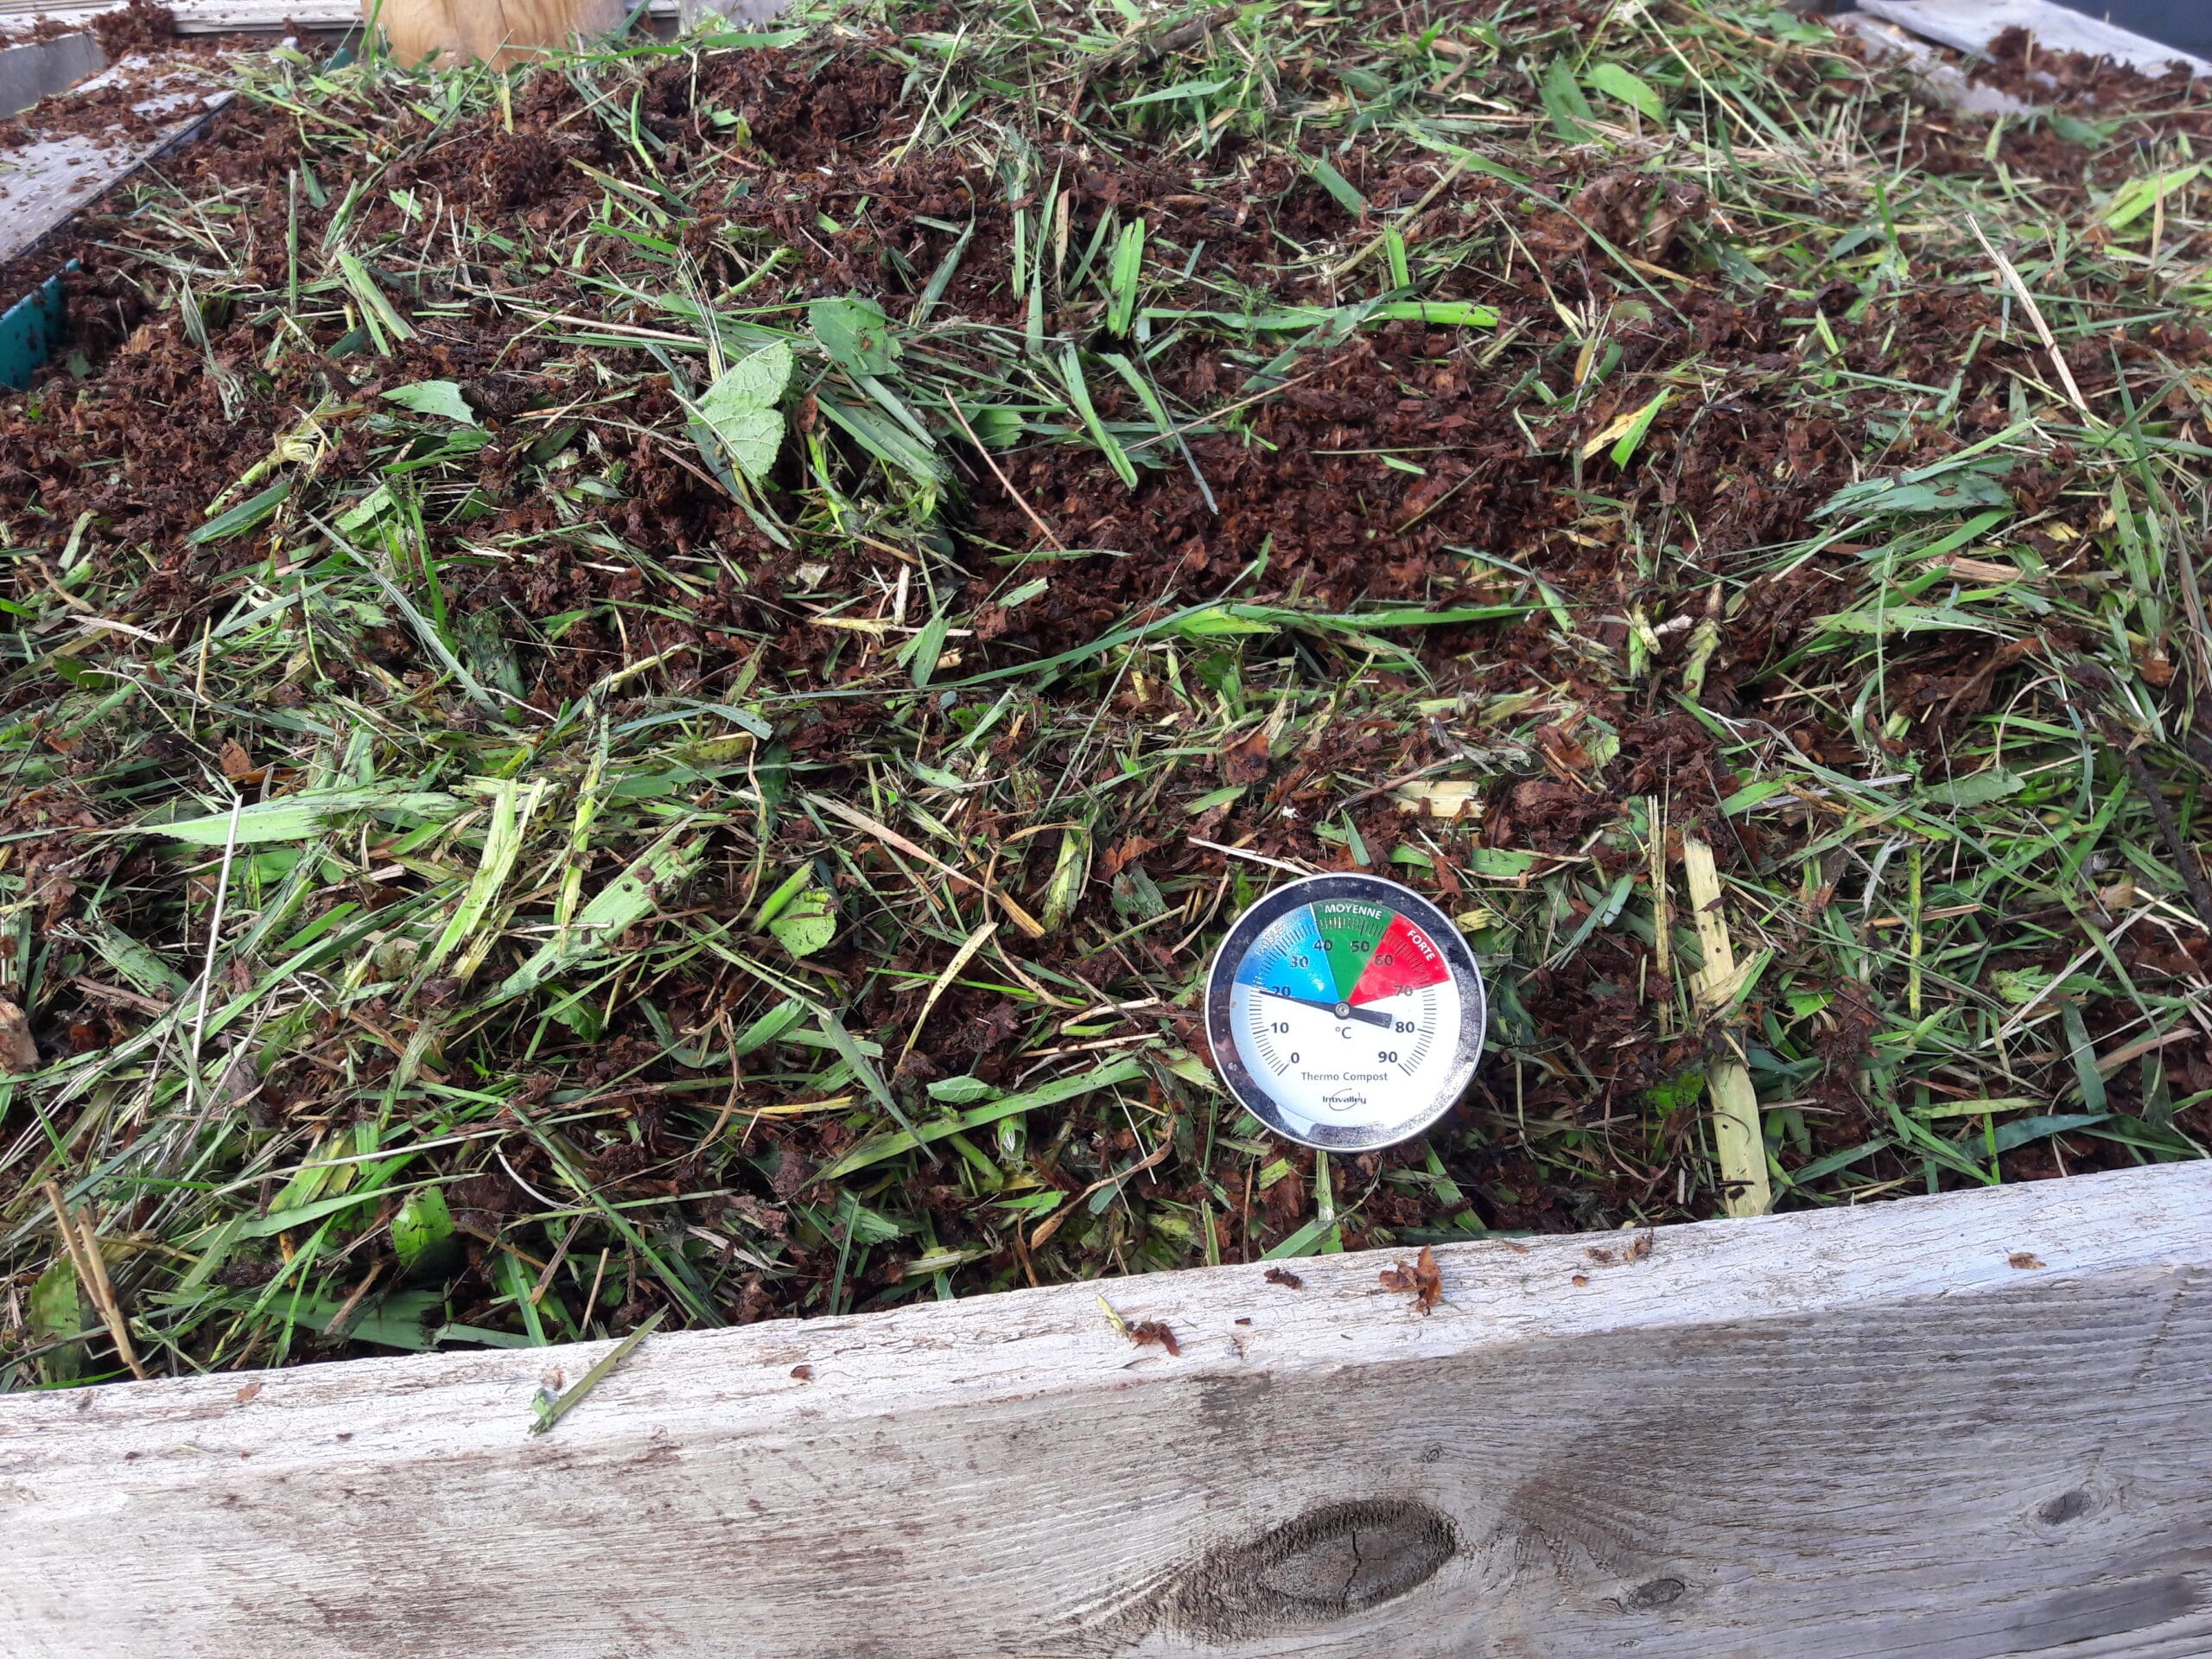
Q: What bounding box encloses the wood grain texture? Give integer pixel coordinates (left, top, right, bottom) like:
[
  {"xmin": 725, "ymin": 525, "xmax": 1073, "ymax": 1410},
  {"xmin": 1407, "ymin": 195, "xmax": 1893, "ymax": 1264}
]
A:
[
  {"xmin": 1855, "ymin": 0, "xmax": 2212, "ymax": 79},
  {"xmin": 2, "ymin": 1160, "xmax": 2208, "ymax": 1657}
]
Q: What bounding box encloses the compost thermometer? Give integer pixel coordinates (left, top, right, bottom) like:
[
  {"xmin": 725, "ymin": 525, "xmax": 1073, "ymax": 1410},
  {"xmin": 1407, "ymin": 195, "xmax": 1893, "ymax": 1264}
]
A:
[{"xmin": 1204, "ymin": 873, "xmax": 1487, "ymax": 1152}]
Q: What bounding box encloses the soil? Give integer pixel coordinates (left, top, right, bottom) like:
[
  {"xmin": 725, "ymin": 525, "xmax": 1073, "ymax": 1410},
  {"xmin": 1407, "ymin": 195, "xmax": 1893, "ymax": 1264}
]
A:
[{"xmin": 3, "ymin": 10, "xmax": 2209, "ymax": 1338}]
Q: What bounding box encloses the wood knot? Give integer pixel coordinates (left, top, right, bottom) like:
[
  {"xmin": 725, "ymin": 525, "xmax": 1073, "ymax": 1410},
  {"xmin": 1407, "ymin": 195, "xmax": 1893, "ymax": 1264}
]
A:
[{"xmin": 1154, "ymin": 1498, "xmax": 1458, "ymax": 1640}]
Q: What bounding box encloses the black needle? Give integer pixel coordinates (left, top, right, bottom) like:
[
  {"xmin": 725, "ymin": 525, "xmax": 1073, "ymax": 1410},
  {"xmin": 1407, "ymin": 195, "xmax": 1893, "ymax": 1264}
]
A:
[{"xmin": 1250, "ymin": 987, "xmax": 1395, "ymax": 1028}]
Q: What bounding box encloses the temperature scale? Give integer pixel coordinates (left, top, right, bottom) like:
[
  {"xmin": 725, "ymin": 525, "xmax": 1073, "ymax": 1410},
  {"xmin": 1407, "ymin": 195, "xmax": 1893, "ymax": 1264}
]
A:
[{"xmin": 1204, "ymin": 873, "xmax": 1487, "ymax": 1151}]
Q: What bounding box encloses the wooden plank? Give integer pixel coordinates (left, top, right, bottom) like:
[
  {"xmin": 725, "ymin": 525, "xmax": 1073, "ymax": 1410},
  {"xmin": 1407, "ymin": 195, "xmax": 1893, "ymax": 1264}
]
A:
[
  {"xmin": 1855, "ymin": 0, "xmax": 2212, "ymax": 79},
  {"xmin": 0, "ymin": 0, "xmax": 690, "ymax": 29},
  {"xmin": 1, "ymin": 1160, "xmax": 2207, "ymax": 1657},
  {"xmin": 1837, "ymin": 13, "xmax": 2036, "ymax": 112},
  {"xmin": 0, "ymin": 57, "xmax": 228, "ymax": 267},
  {"xmin": 0, "ymin": 31, "xmax": 103, "ymax": 117}
]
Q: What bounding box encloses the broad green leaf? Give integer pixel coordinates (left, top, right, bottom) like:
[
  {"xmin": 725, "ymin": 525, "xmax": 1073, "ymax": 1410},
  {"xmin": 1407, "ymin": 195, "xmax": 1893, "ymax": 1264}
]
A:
[
  {"xmin": 816, "ymin": 1058, "xmax": 1144, "ymax": 1183},
  {"xmin": 1539, "ymin": 57, "xmax": 1598, "ymax": 143},
  {"xmin": 2101, "ymin": 164, "xmax": 2202, "ymax": 232},
  {"xmin": 965, "ymin": 404, "xmax": 1023, "ymax": 448},
  {"xmin": 905, "ymin": 612, "xmax": 951, "ymax": 688},
  {"xmin": 1106, "ymin": 218, "xmax": 1146, "ymax": 337},
  {"xmin": 496, "ymin": 829, "xmax": 703, "ymax": 1000},
  {"xmin": 1041, "ymin": 823, "xmax": 1090, "ymax": 933},
  {"xmin": 335, "ymin": 249, "xmax": 416, "ymax": 346},
  {"xmin": 392, "ymin": 1186, "xmax": 455, "ymax": 1269},
  {"xmin": 1991, "ymin": 1113, "xmax": 2110, "ymax": 1154},
  {"xmin": 382, "ymin": 379, "xmax": 478, "ymax": 424},
  {"xmin": 926, "ymin": 1074, "xmax": 997, "ymax": 1103},
  {"xmin": 1579, "ymin": 388, "xmax": 1670, "ymax": 467},
  {"xmin": 1814, "ymin": 605, "xmax": 2009, "ymax": 638},
  {"xmin": 810, "ymin": 296, "xmax": 899, "ymax": 374},
  {"xmin": 1306, "ymin": 155, "xmax": 1367, "ymax": 214},
  {"xmin": 767, "ymin": 886, "xmax": 837, "ymax": 958},
  {"xmin": 1588, "ymin": 61, "xmax": 1665, "ymax": 122},
  {"xmin": 188, "ymin": 480, "xmax": 289, "ymax": 545},
  {"xmin": 1817, "ymin": 468, "xmax": 2012, "ymax": 518},
  {"xmin": 751, "ymin": 864, "xmax": 816, "ymax": 931},
  {"xmin": 1920, "ymin": 769, "xmax": 2024, "ymax": 810},
  {"xmin": 1370, "ymin": 300, "xmax": 1497, "ymax": 327},
  {"xmin": 1466, "ymin": 847, "xmax": 1534, "ymax": 879},
  {"xmin": 146, "ymin": 786, "xmax": 464, "ymax": 845},
  {"xmin": 1116, "ymin": 78, "xmax": 1230, "ymax": 107},
  {"xmin": 696, "ymin": 340, "xmax": 794, "ymax": 485},
  {"xmin": 84, "ymin": 918, "xmax": 190, "ymax": 996},
  {"xmin": 1059, "ymin": 346, "xmax": 1139, "ymax": 489},
  {"xmin": 423, "ymin": 778, "xmax": 545, "ymax": 976},
  {"xmin": 29, "ymin": 1255, "xmax": 84, "ymax": 1383}
]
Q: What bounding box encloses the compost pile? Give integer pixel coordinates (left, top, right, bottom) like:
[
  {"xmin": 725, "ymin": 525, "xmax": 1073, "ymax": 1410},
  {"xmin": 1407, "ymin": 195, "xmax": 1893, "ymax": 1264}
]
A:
[{"xmin": 3, "ymin": 0, "xmax": 2209, "ymax": 1383}]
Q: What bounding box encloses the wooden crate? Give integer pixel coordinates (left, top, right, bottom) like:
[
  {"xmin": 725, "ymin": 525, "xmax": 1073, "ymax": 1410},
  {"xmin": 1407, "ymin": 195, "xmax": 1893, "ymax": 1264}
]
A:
[{"xmin": 1, "ymin": 1160, "xmax": 2206, "ymax": 1656}]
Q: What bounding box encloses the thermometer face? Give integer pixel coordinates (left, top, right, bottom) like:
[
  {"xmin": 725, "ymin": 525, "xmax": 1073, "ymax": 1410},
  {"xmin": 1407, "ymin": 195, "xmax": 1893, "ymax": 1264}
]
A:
[{"xmin": 1204, "ymin": 874, "xmax": 1487, "ymax": 1152}]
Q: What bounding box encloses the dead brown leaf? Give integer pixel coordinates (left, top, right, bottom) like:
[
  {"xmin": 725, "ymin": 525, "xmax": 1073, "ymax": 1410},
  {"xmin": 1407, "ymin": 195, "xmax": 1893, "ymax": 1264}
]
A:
[
  {"xmin": 1128, "ymin": 1319, "xmax": 1181, "ymax": 1356},
  {"xmin": 1378, "ymin": 1243, "xmax": 1440, "ymax": 1313},
  {"xmin": 0, "ymin": 999, "xmax": 37, "ymax": 1073}
]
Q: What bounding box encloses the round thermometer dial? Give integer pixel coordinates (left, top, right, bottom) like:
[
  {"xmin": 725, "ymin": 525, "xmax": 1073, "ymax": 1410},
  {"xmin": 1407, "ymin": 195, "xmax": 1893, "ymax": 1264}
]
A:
[{"xmin": 1204, "ymin": 874, "xmax": 1486, "ymax": 1152}]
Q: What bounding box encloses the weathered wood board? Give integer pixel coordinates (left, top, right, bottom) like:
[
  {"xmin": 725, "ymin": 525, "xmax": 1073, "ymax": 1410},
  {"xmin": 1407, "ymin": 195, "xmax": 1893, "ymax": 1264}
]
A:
[
  {"xmin": 0, "ymin": 0, "xmax": 696, "ymax": 31},
  {"xmin": 1855, "ymin": 0, "xmax": 2212, "ymax": 79},
  {"xmin": 1, "ymin": 1160, "xmax": 2206, "ymax": 1657},
  {"xmin": 0, "ymin": 31, "xmax": 102, "ymax": 117},
  {"xmin": 0, "ymin": 56, "xmax": 229, "ymax": 268}
]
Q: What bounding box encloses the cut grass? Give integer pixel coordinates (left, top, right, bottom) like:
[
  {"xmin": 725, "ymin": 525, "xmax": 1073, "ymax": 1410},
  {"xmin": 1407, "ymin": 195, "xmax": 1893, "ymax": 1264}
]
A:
[{"xmin": 1, "ymin": 0, "xmax": 2209, "ymax": 1387}]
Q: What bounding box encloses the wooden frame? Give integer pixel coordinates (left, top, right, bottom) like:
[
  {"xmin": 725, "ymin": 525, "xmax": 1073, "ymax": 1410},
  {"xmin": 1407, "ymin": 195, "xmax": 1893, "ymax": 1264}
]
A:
[{"xmin": 3, "ymin": 1160, "xmax": 2206, "ymax": 1656}]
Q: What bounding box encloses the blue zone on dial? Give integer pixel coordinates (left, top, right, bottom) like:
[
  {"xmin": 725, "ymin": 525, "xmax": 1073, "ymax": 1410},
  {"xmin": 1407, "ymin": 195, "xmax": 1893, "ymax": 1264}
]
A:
[{"xmin": 1231, "ymin": 906, "xmax": 1338, "ymax": 1005}]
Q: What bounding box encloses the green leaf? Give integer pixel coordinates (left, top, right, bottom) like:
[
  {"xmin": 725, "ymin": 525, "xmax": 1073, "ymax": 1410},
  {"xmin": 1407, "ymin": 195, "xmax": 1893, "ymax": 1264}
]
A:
[
  {"xmin": 1920, "ymin": 769, "xmax": 2024, "ymax": 810},
  {"xmin": 906, "ymin": 612, "xmax": 951, "ymax": 689},
  {"xmin": 146, "ymin": 786, "xmax": 465, "ymax": 845},
  {"xmin": 29, "ymin": 1255, "xmax": 85, "ymax": 1383},
  {"xmin": 767, "ymin": 886, "xmax": 837, "ymax": 958},
  {"xmin": 809, "ymin": 296, "xmax": 899, "ymax": 374},
  {"xmin": 1814, "ymin": 605, "xmax": 2009, "ymax": 638},
  {"xmin": 817, "ymin": 1058, "xmax": 1144, "ymax": 1184},
  {"xmin": 1106, "ymin": 218, "xmax": 1146, "ymax": 337},
  {"xmin": 391, "ymin": 1185, "xmax": 455, "ymax": 1270},
  {"xmin": 1059, "ymin": 346, "xmax": 1139, "ymax": 489},
  {"xmin": 1466, "ymin": 847, "xmax": 1534, "ymax": 879},
  {"xmin": 1605, "ymin": 388, "xmax": 1671, "ymax": 467},
  {"xmin": 495, "ymin": 829, "xmax": 703, "ymax": 1001},
  {"xmin": 2101, "ymin": 164, "xmax": 2202, "ymax": 232},
  {"xmin": 1041, "ymin": 823, "xmax": 1090, "ymax": 933},
  {"xmin": 382, "ymin": 379, "xmax": 478, "ymax": 424},
  {"xmin": 335, "ymin": 249, "xmax": 416, "ymax": 346},
  {"xmin": 1539, "ymin": 57, "xmax": 1598, "ymax": 143},
  {"xmin": 696, "ymin": 340, "xmax": 793, "ymax": 485},
  {"xmin": 1817, "ymin": 468, "xmax": 2012, "ymax": 518},
  {"xmin": 1587, "ymin": 60, "xmax": 1665, "ymax": 122},
  {"xmin": 965, "ymin": 404, "xmax": 1024, "ymax": 448},
  {"xmin": 926, "ymin": 1074, "xmax": 998, "ymax": 1103},
  {"xmin": 1370, "ymin": 300, "xmax": 1498, "ymax": 327},
  {"xmin": 188, "ymin": 480, "xmax": 290, "ymax": 545},
  {"xmin": 1993, "ymin": 1113, "xmax": 2109, "ymax": 1154},
  {"xmin": 750, "ymin": 864, "xmax": 816, "ymax": 931},
  {"xmin": 1306, "ymin": 154, "xmax": 1368, "ymax": 214},
  {"xmin": 1116, "ymin": 78, "xmax": 1230, "ymax": 107}
]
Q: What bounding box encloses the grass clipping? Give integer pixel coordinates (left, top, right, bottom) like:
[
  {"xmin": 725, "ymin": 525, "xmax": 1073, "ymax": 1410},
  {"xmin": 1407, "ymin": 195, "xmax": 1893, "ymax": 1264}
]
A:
[{"xmin": 0, "ymin": 0, "xmax": 2209, "ymax": 1386}]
